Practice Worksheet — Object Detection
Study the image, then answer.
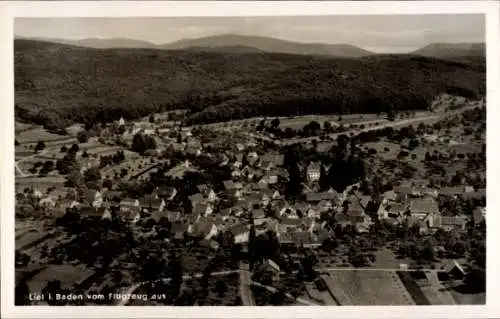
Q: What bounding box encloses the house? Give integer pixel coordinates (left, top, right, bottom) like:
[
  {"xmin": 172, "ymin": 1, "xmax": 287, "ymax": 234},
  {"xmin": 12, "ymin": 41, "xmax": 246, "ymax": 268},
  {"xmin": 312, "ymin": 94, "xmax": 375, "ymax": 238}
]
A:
[
  {"xmin": 306, "ymin": 162, "xmax": 322, "ymax": 183},
  {"xmin": 223, "ymin": 180, "xmax": 242, "ymax": 191},
  {"xmin": 118, "ymin": 117, "xmax": 126, "ymax": 126},
  {"xmin": 473, "ymin": 207, "xmax": 486, "ymax": 225},
  {"xmin": 140, "ymin": 196, "xmax": 165, "ymax": 213},
  {"xmin": 247, "ymin": 151, "xmax": 259, "ymax": 165},
  {"xmin": 55, "ymin": 199, "xmax": 81, "ymax": 213},
  {"xmin": 382, "ymin": 190, "xmax": 397, "ymax": 203},
  {"xmin": 100, "ymin": 207, "xmax": 113, "ymax": 221},
  {"xmin": 409, "ymin": 198, "xmax": 439, "ymax": 219},
  {"xmin": 120, "ymin": 198, "xmax": 140, "ymax": 212},
  {"xmin": 251, "ymin": 209, "xmax": 266, "ymax": 220},
  {"xmin": 257, "ymin": 259, "xmax": 281, "ymax": 282},
  {"xmin": 171, "ymin": 222, "xmax": 189, "ymax": 241},
  {"xmin": 83, "ymin": 189, "xmax": 103, "ymax": 208},
  {"xmin": 293, "ymin": 231, "xmax": 314, "ymax": 248},
  {"xmin": 439, "ymin": 187, "xmax": 464, "ymax": 198},
  {"xmin": 395, "ymin": 183, "xmax": 414, "ymax": 201},
  {"xmin": 306, "ymin": 191, "xmax": 339, "ymax": 204},
  {"xmin": 156, "ymin": 186, "xmax": 177, "ymax": 201},
  {"xmin": 190, "ymin": 219, "xmax": 219, "ymax": 240},
  {"xmin": 39, "ymin": 196, "xmax": 57, "ymax": 208},
  {"xmin": 279, "ymin": 218, "xmax": 302, "ymax": 233},
  {"xmin": 229, "ymin": 223, "xmax": 249, "ymax": 244},
  {"xmin": 188, "ymin": 193, "xmax": 205, "ymax": 207},
  {"xmin": 406, "ymin": 217, "xmax": 429, "ymax": 234},
  {"xmin": 378, "ymin": 203, "xmax": 407, "ymax": 220},
  {"xmin": 261, "ymin": 153, "xmax": 284, "ymax": 168},
  {"xmin": 435, "ymin": 215, "xmax": 467, "ymax": 231},
  {"xmin": 103, "ymin": 191, "xmax": 123, "ymax": 203},
  {"xmin": 193, "ymin": 203, "xmax": 214, "ymax": 217},
  {"xmin": 278, "ymin": 232, "xmax": 294, "ymax": 247},
  {"xmin": 442, "ymin": 260, "xmax": 466, "ymax": 279}
]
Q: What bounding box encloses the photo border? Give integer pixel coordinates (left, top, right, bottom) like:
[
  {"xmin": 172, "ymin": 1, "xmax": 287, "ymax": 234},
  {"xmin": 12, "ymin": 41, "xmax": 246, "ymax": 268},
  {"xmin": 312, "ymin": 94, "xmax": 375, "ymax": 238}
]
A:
[{"xmin": 1, "ymin": 1, "xmax": 499, "ymax": 318}]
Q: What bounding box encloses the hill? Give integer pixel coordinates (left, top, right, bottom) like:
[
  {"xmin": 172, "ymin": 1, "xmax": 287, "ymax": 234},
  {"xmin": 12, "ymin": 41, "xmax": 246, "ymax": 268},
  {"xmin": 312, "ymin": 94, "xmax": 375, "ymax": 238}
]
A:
[
  {"xmin": 161, "ymin": 34, "xmax": 374, "ymax": 57},
  {"xmin": 14, "ymin": 39, "xmax": 485, "ymax": 129},
  {"xmin": 411, "ymin": 42, "xmax": 485, "ymax": 59}
]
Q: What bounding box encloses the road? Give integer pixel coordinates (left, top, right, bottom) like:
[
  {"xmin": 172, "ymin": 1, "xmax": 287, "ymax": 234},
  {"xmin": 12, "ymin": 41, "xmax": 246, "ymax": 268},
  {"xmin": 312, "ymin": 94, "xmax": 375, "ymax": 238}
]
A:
[
  {"xmin": 239, "ymin": 261, "xmax": 256, "ymax": 306},
  {"xmin": 15, "ymin": 150, "xmax": 47, "ymax": 177},
  {"xmin": 236, "ymin": 105, "xmax": 483, "ymax": 147}
]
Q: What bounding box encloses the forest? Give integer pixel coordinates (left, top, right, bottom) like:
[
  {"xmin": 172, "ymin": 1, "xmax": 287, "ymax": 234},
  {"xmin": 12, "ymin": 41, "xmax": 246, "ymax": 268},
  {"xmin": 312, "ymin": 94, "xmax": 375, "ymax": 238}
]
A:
[{"xmin": 15, "ymin": 39, "xmax": 486, "ymax": 129}]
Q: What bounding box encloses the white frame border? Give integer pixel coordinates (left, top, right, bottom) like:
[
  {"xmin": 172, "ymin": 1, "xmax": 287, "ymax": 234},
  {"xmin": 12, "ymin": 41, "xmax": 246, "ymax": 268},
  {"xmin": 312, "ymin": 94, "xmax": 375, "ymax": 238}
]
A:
[{"xmin": 1, "ymin": 1, "xmax": 499, "ymax": 318}]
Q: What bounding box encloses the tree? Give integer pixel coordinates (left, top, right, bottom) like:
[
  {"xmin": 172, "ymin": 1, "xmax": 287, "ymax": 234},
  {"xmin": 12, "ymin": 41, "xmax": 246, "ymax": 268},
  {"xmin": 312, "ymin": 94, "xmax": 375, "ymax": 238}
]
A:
[
  {"xmin": 60, "ymin": 145, "xmax": 67, "ymax": 153},
  {"xmin": 319, "ymin": 164, "xmax": 329, "ymax": 191},
  {"xmin": 35, "ymin": 141, "xmax": 46, "ymax": 152},
  {"xmin": 149, "ymin": 114, "xmax": 156, "ymax": 123},
  {"xmin": 68, "ymin": 144, "xmax": 80, "ymax": 154},
  {"xmin": 84, "ymin": 167, "xmax": 101, "ymax": 184},
  {"xmin": 132, "ymin": 132, "xmax": 157, "ymax": 154},
  {"xmin": 77, "ymin": 131, "xmax": 89, "ymax": 143},
  {"xmin": 15, "ymin": 139, "xmax": 20, "ymax": 146},
  {"xmin": 15, "ymin": 281, "xmax": 30, "ymax": 305},
  {"xmin": 323, "ymin": 121, "xmax": 332, "ymax": 133},
  {"xmin": 215, "ymin": 280, "xmax": 228, "ymax": 299},
  {"xmin": 249, "ymin": 225, "xmax": 257, "ymax": 271},
  {"xmin": 271, "ymin": 118, "xmax": 280, "ymax": 129}
]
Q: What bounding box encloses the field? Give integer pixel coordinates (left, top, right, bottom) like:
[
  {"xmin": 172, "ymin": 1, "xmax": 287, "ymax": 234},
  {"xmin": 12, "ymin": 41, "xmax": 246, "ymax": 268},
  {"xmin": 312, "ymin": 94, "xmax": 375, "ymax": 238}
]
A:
[
  {"xmin": 16, "ymin": 176, "xmax": 66, "ymax": 194},
  {"xmin": 16, "ymin": 128, "xmax": 72, "ymax": 144},
  {"xmin": 323, "ymin": 270, "xmax": 415, "ymax": 305},
  {"xmin": 16, "ymin": 229, "xmax": 52, "ymax": 250},
  {"xmin": 26, "ymin": 265, "xmax": 96, "ymax": 296},
  {"xmin": 100, "ymin": 157, "xmax": 153, "ymax": 180}
]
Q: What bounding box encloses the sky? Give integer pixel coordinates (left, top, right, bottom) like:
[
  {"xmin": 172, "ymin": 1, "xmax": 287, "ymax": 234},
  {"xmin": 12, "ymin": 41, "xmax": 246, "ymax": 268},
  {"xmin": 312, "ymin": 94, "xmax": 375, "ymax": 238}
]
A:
[{"xmin": 15, "ymin": 14, "xmax": 485, "ymax": 53}]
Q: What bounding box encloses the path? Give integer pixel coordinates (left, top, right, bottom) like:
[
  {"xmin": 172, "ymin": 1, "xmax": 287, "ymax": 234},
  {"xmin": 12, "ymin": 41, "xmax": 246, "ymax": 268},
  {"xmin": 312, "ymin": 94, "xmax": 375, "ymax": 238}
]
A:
[
  {"xmin": 15, "ymin": 150, "xmax": 47, "ymax": 177},
  {"xmin": 239, "ymin": 261, "xmax": 256, "ymax": 306}
]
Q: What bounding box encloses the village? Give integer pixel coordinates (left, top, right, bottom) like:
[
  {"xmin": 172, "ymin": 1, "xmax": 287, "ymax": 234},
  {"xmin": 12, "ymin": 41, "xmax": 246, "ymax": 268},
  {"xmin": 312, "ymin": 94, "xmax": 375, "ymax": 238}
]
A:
[{"xmin": 14, "ymin": 97, "xmax": 486, "ymax": 306}]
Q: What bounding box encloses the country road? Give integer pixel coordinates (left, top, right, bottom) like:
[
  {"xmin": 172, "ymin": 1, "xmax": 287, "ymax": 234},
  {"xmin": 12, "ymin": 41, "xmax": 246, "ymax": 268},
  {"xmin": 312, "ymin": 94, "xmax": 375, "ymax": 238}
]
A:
[
  {"xmin": 15, "ymin": 150, "xmax": 48, "ymax": 177},
  {"xmin": 239, "ymin": 261, "xmax": 256, "ymax": 306},
  {"xmin": 236, "ymin": 105, "xmax": 482, "ymax": 147}
]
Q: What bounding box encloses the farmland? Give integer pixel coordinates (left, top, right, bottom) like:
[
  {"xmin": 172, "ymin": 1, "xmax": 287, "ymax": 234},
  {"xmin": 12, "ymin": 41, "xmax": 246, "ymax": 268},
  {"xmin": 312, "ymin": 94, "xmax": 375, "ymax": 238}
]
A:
[{"xmin": 323, "ymin": 270, "xmax": 415, "ymax": 305}]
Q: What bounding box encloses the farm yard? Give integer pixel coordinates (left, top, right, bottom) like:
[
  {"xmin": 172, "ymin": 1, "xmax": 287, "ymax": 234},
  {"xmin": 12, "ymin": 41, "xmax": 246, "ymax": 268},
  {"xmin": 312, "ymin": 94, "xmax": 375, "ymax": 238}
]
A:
[{"xmin": 322, "ymin": 270, "xmax": 416, "ymax": 305}]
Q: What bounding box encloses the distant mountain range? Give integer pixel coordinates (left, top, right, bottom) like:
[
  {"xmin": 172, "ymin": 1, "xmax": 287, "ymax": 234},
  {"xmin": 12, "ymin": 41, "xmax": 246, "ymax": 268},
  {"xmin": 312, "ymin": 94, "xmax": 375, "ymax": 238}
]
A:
[
  {"xmin": 412, "ymin": 42, "xmax": 486, "ymax": 59},
  {"xmin": 16, "ymin": 34, "xmax": 485, "ymax": 59}
]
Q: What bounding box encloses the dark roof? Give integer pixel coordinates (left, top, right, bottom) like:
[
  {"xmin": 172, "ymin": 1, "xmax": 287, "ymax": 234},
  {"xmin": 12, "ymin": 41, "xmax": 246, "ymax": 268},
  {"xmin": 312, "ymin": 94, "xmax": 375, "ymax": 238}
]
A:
[
  {"xmin": 307, "ymin": 162, "xmax": 321, "ymax": 171},
  {"xmin": 293, "ymin": 231, "xmax": 312, "ymax": 246},
  {"xmin": 306, "ymin": 192, "xmax": 338, "ymax": 202},
  {"xmin": 252, "ymin": 209, "xmax": 266, "ymax": 219},
  {"xmin": 439, "ymin": 187, "xmax": 464, "ymax": 196},
  {"xmin": 193, "ymin": 203, "xmax": 210, "ymax": 215},
  {"xmin": 347, "ymin": 201, "xmax": 364, "ymax": 215},
  {"xmin": 281, "ymin": 217, "xmax": 302, "ymax": 226},
  {"xmin": 197, "ymin": 184, "xmax": 209, "ymax": 193},
  {"xmin": 441, "ymin": 216, "xmax": 466, "ymax": 227},
  {"xmin": 262, "ymin": 153, "xmax": 284, "ymax": 166},
  {"xmin": 171, "ymin": 222, "xmax": 188, "ymax": 234},
  {"xmin": 410, "ymin": 199, "xmax": 439, "ymax": 214},
  {"xmin": 229, "ymin": 223, "xmax": 248, "ymax": 236},
  {"xmin": 223, "ymin": 180, "xmax": 237, "ymax": 190},
  {"xmin": 188, "ymin": 193, "xmax": 204, "ymax": 203}
]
